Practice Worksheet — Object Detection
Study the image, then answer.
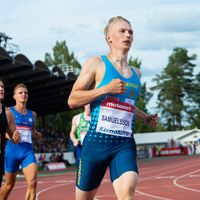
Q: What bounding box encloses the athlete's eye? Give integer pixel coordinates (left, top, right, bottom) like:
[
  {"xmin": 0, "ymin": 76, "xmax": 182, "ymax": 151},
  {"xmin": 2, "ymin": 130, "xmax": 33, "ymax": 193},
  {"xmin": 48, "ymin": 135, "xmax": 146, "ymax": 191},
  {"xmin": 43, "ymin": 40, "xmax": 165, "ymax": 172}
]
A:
[
  {"xmin": 128, "ymin": 30, "xmax": 133, "ymax": 35},
  {"xmin": 120, "ymin": 29, "xmax": 126, "ymax": 33}
]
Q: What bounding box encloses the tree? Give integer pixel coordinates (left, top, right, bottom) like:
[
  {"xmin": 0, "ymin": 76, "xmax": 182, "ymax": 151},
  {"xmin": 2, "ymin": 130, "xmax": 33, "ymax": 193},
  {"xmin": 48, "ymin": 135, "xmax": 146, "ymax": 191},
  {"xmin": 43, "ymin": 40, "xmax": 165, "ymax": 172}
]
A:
[
  {"xmin": 128, "ymin": 57, "xmax": 160, "ymax": 133},
  {"xmin": 187, "ymin": 72, "xmax": 200, "ymax": 128},
  {"xmin": 38, "ymin": 41, "xmax": 82, "ymax": 133},
  {"xmin": 44, "ymin": 41, "xmax": 81, "ymax": 71},
  {"xmin": 37, "ymin": 108, "xmax": 82, "ymax": 134},
  {"xmin": 152, "ymin": 47, "xmax": 197, "ymax": 130}
]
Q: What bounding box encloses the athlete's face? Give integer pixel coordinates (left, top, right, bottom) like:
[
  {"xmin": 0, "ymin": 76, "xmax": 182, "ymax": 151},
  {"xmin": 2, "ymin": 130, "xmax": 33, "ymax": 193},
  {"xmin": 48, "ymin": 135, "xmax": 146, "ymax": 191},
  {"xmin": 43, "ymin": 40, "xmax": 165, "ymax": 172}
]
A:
[
  {"xmin": 107, "ymin": 20, "xmax": 133, "ymax": 50},
  {"xmin": 14, "ymin": 87, "xmax": 28, "ymax": 103},
  {"xmin": 0, "ymin": 81, "xmax": 5, "ymax": 101}
]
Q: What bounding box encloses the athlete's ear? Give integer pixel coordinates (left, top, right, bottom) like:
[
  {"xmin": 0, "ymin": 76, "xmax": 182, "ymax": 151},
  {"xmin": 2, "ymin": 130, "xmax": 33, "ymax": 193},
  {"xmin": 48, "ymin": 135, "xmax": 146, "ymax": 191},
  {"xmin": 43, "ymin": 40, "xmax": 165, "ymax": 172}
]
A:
[
  {"xmin": 13, "ymin": 93, "xmax": 16, "ymax": 100},
  {"xmin": 107, "ymin": 36, "xmax": 112, "ymax": 43}
]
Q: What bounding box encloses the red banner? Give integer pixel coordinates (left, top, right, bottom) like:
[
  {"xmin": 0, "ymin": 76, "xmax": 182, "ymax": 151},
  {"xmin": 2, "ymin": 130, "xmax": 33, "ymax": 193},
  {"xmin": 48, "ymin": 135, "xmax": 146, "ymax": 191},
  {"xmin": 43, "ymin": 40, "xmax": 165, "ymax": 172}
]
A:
[{"xmin": 153, "ymin": 147, "xmax": 188, "ymax": 157}]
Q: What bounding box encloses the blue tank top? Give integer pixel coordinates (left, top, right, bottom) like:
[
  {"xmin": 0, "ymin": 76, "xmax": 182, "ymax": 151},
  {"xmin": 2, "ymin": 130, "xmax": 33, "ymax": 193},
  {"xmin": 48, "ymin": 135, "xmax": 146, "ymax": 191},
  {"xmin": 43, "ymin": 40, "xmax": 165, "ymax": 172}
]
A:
[
  {"xmin": 10, "ymin": 107, "xmax": 34, "ymax": 143},
  {"xmin": 89, "ymin": 55, "xmax": 141, "ymax": 138}
]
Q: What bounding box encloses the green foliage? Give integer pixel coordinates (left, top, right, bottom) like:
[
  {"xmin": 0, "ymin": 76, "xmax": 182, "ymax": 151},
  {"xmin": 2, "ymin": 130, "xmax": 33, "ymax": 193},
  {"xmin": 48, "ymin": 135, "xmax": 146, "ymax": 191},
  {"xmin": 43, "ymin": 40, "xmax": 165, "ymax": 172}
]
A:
[
  {"xmin": 128, "ymin": 57, "xmax": 162, "ymax": 133},
  {"xmin": 186, "ymin": 72, "xmax": 200, "ymax": 128},
  {"xmin": 128, "ymin": 56, "xmax": 141, "ymax": 69},
  {"xmin": 41, "ymin": 40, "xmax": 82, "ymax": 133},
  {"xmin": 152, "ymin": 47, "xmax": 197, "ymax": 130},
  {"xmin": 37, "ymin": 108, "xmax": 82, "ymax": 133},
  {"xmin": 44, "ymin": 41, "xmax": 81, "ymax": 70}
]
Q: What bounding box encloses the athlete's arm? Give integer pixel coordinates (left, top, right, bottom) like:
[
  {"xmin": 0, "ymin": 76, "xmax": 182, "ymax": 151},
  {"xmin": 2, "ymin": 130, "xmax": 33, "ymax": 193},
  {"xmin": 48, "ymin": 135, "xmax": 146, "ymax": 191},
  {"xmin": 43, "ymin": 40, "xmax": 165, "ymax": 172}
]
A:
[
  {"xmin": 69, "ymin": 115, "xmax": 80, "ymax": 147},
  {"xmin": 68, "ymin": 56, "xmax": 126, "ymax": 109},
  {"xmin": 32, "ymin": 111, "xmax": 42, "ymax": 140},
  {"xmin": 133, "ymin": 67, "xmax": 158, "ymax": 127},
  {"xmin": 132, "ymin": 66, "xmax": 141, "ymax": 78},
  {"xmin": 135, "ymin": 107, "xmax": 158, "ymax": 128},
  {"xmin": 5, "ymin": 108, "xmax": 20, "ymax": 143}
]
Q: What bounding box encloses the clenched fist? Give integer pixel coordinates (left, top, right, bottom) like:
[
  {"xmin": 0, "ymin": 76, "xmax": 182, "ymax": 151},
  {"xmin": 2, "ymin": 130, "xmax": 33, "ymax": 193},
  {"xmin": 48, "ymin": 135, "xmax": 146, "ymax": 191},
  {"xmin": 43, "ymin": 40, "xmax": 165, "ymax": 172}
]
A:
[
  {"xmin": 106, "ymin": 79, "xmax": 126, "ymax": 94},
  {"xmin": 12, "ymin": 130, "xmax": 21, "ymax": 144}
]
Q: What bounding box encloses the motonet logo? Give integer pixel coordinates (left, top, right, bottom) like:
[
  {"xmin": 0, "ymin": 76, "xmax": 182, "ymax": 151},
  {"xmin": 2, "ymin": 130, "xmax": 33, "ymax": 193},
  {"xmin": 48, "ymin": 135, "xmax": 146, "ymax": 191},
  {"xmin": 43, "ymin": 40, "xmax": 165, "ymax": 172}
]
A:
[{"xmin": 106, "ymin": 102, "xmax": 132, "ymax": 111}]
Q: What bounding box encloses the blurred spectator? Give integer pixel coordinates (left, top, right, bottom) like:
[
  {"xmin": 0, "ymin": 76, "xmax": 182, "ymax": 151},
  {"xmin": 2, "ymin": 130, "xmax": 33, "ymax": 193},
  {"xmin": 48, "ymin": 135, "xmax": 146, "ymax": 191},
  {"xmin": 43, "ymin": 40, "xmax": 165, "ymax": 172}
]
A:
[
  {"xmin": 49, "ymin": 152, "xmax": 58, "ymax": 162},
  {"xmin": 193, "ymin": 142, "xmax": 196, "ymax": 155},
  {"xmin": 33, "ymin": 128, "xmax": 69, "ymax": 153},
  {"xmin": 38, "ymin": 153, "xmax": 49, "ymax": 168}
]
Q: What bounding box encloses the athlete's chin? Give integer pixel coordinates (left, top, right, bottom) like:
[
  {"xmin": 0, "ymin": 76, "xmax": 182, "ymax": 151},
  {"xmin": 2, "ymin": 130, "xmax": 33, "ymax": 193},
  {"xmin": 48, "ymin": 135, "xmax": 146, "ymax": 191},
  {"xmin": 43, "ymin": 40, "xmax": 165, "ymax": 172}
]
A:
[
  {"xmin": 20, "ymin": 100, "xmax": 28, "ymax": 103},
  {"xmin": 121, "ymin": 46, "xmax": 131, "ymax": 52}
]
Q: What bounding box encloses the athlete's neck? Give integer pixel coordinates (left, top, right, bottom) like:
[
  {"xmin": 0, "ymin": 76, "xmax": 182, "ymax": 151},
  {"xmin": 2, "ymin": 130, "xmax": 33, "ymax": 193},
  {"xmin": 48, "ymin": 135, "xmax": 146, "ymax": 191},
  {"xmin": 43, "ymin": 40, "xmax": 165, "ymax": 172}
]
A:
[
  {"xmin": 107, "ymin": 52, "xmax": 128, "ymax": 68},
  {"xmin": 84, "ymin": 112, "xmax": 90, "ymax": 121},
  {"xmin": 14, "ymin": 103, "xmax": 27, "ymax": 114},
  {"xmin": 107, "ymin": 52, "xmax": 132, "ymax": 78}
]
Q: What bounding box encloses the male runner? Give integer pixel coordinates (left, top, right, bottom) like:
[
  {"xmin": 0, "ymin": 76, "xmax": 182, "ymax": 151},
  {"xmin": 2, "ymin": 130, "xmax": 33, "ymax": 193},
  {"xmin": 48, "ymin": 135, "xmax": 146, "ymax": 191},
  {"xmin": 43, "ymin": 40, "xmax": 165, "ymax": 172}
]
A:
[
  {"xmin": 70, "ymin": 104, "xmax": 90, "ymax": 166},
  {"xmin": 68, "ymin": 16, "xmax": 158, "ymax": 200},
  {"xmin": 0, "ymin": 83, "xmax": 42, "ymax": 200}
]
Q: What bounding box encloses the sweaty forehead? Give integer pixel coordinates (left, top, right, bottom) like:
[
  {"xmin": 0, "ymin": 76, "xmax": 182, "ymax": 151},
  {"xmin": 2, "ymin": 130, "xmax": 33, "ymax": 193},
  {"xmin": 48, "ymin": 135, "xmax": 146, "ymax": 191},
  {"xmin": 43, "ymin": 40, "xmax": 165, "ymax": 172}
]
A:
[
  {"xmin": 109, "ymin": 20, "xmax": 132, "ymax": 32},
  {"xmin": 15, "ymin": 87, "xmax": 28, "ymax": 93},
  {"xmin": 0, "ymin": 81, "xmax": 4, "ymax": 86}
]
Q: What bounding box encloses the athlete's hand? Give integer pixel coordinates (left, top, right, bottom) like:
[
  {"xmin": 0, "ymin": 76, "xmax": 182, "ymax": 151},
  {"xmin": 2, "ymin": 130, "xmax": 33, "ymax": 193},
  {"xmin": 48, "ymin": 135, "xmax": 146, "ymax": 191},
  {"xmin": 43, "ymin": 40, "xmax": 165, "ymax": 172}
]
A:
[
  {"xmin": 12, "ymin": 130, "xmax": 21, "ymax": 144},
  {"xmin": 145, "ymin": 114, "xmax": 158, "ymax": 128},
  {"xmin": 73, "ymin": 139, "xmax": 79, "ymax": 147},
  {"xmin": 34, "ymin": 131, "xmax": 42, "ymax": 140},
  {"xmin": 105, "ymin": 79, "xmax": 126, "ymax": 94}
]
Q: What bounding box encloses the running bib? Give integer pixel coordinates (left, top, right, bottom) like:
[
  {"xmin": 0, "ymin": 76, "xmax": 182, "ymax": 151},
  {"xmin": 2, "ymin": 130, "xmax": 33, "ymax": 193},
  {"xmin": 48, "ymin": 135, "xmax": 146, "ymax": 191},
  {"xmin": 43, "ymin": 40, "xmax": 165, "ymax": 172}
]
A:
[
  {"xmin": 16, "ymin": 125, "xmax": 32, "ymax": 143},
  {"xmin": 96, "ymin": 98, "xmax": 134, "ymax": 137}
]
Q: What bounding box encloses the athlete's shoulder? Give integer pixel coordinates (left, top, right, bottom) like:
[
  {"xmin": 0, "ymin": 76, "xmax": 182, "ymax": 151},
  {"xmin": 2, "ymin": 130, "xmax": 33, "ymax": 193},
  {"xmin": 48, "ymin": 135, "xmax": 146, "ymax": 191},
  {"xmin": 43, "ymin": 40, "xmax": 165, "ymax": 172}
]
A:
[
  {"xmin": 73, "ymin": 113, "xmax": 81, "ymax": 119},
  {"xmin": 132, "ymin": 67, "xmax": 141, "ymax": 78},
  {"xmin": 5, "ymin": 107, "xmax": 13, "ymax": 115},
  {"xmin": 5, "ymin": 107, "xmax": 14, "ymax": 123},
  {"xmin": 72, "ymin": 113, "xmax": 81, "ymax": 125},
  {"xmin": 83, "ymin": 56, "xmax": 104, "ymax": 69},
  {"xmin": 31, "ymin": 110, "xmax": 37, "ymax": 117}
]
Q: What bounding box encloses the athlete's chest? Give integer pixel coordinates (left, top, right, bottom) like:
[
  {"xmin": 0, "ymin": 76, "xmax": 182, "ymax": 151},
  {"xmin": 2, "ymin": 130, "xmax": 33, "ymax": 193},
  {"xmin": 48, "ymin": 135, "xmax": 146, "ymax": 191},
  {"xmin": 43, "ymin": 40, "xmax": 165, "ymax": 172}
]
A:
[{"xmin": 14, "ymin": 113, "xmax": 33, "ymax": 127}]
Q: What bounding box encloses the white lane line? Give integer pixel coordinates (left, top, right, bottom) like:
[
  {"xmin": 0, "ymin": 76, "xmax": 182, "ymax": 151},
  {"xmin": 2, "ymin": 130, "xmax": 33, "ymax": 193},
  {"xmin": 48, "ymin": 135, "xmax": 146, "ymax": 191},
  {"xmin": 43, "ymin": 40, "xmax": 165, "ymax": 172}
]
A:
[
  {"xmin": 36, "ymin": 182, "xmax": 72, "ymax": 200},
  {"xmin": 189, "ymin": 174, "xmax": 200, "ymax": 178},
  {"xmin": 155, "ymin": 176, "xmax": 176, "ymax": 179},
  {"xmin": 136, "ymin": 160, "xmax": 200, "ymax": 199},
  {"xmin": 135, "ymin": 189, "xmax": 173, "ymax": 200},
  {"xmin": 173, "ymin": 169, "xmax": 200, "ymax": 193}
]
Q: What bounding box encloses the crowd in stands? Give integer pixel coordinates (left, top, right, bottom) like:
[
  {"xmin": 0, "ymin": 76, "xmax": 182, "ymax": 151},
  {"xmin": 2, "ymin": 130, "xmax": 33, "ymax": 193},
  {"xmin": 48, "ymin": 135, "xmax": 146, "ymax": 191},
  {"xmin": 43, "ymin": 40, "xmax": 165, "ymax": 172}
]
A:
[
  {"xmin": 33, "ymin": 128, "xmax": 73, "ymax": 153},
  {"xmin": 37, "ymin": 152, "xmax": 72, "ymax": 168}
]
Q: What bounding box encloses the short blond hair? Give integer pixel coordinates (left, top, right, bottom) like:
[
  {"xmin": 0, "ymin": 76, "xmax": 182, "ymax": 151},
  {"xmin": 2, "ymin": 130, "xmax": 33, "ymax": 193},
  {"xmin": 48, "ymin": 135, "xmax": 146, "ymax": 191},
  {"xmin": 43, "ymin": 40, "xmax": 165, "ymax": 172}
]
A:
[
  {"xmin": 13, "ymin": 83, "xmax": 28, "ymax": 94},
  {"xmin": 104, "ymin": 16, "xmax": 131, "ymax": 37}
]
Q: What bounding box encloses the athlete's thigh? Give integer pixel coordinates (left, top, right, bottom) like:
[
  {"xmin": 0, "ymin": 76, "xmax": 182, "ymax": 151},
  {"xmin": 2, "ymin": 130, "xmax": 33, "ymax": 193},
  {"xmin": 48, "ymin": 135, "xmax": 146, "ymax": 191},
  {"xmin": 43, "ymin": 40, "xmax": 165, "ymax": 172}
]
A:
[
  {"xmin": 109, "ymin": 145, "xmax": 138, "ymax": 199},
  {"xmin": 4, "ymin": 143, "xmax": 20, "ymax": 173},
  {"xmin": 76, "ymin": 187, "xmax": 98, "ymax": 200},
  {"xmin": 21, "ymin": 151, "xmax": 37, "ymax": 169},
  {"xmin": 109, "ymin": 144, "xmax": 138, "ymax": 182},
  {"xmin": 3, "ymin": 172, "xmax": 18, "ymax": 186},
  {"xmin": 23, "ymin": 163, "xmax": 38, "ymax": 183},
  {"xmin": 113, "ymin": 171, "xmax": 138, "ymax": 200},
  {"xmin": 76, "ymin": 141, "xmax": 109, "ymax": 191}
]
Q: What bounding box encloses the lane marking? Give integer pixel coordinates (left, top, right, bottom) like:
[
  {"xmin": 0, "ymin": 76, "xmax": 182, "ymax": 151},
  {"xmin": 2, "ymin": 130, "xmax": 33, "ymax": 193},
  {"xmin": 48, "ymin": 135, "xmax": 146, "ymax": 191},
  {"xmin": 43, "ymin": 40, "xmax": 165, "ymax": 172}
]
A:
[
  {"xmin": 135, "ymin": 189, "xmax": 173, "ymax": 200},
  {"xmin": 36, "ymin": 183, "xmax": 72, "ymax": 200},
  {"xmin": 189, "ymin": 174, "xmax": 200, "ymax": 178},
  {"xmin": 173, "ymin": 169, "xmax": 200, "ymax": 192},
  {"xmin": 155, "ymin": 176, "xmax": 176, "ymax": 179}
]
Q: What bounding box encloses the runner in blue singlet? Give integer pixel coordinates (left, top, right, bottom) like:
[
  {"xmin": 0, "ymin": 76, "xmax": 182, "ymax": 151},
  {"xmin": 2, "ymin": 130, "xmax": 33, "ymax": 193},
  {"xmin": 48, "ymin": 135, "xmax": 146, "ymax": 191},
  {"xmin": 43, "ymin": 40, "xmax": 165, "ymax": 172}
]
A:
[
  {"xmin": 0, "ymin": 83, "xmax": 42, "ymax": 200},
  {"xmin": 68, "ymin": 16, "xmax": 158, "ymax": 200}
]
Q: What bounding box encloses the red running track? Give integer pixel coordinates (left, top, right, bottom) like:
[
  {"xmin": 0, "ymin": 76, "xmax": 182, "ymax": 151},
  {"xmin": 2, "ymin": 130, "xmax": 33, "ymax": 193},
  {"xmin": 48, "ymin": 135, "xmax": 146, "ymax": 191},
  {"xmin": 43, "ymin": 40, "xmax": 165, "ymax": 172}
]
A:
[{"xmin": 4, "ymin": 155, "xmax": 200, "ymax": 200}]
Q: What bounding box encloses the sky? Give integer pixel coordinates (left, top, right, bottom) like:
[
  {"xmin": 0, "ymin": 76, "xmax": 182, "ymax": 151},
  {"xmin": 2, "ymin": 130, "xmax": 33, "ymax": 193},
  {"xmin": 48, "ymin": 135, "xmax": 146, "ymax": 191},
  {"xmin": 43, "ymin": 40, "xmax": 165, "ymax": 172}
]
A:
[{"xmin": 1, "ymin": 0, "xmax": 200, "ymax": 112}]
